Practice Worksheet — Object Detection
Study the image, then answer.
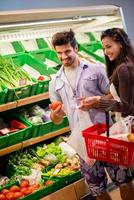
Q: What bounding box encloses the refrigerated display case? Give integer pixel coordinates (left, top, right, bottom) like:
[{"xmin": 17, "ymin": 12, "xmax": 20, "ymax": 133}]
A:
[{"xmin": 0, "ymin": 5, "xmax": 124, "ymax": 200}]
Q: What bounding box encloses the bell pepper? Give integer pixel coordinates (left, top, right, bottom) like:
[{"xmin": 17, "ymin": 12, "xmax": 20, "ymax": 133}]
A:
[{"xmin": 9, "ymin": 120, "xmax": 27, "ymax": 129}]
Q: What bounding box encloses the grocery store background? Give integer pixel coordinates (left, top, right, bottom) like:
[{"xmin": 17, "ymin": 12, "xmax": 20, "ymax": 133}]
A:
[{"xmin": 0, "ymin": 0, "xmax": 134, "ymax": 44}]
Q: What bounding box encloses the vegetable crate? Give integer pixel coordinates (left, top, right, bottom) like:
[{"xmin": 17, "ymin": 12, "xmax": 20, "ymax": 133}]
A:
[
  {"xmin": 12, "ymin": 53, "xmax": 56, "ymax": 95},
  {"xmin": 0, "ymin": 41, "xmax": 25, "ymax": 56},
  {"xmin": 0, "ymin": 86, "xmax": 8, "ymax": 105},
  {"xmin": 31, "ymin": 49, "xmax": 61, "ymax": 71},
  {"xmin": 31, "ymin": 120, "xmax": 53, "ymax": 138},
  {"xmin": 79, "ymin": 41, "xmax": 105, "ymax": 63},
  {"xmin": 52, "ymin": 116, "xmax": 69, "ymax": 132},
  {"xmin": 19, "ymin": 38, "xmax": 50, "ymax": 52},
  {"xmin": 2, "ymin": 54, "xmax": 39, "ymax": 103},
  {"xmin": 0, "ymin": 112, "xmax": 32, "ymax": 149},
  {"xmin": 76, "ymin": 32, "xmax": 97, "ymax": 45},
  {"xmin": 20, "ymin": 184, "xmax": 54, "ymax": 200},
  {"xmin": 82, "ymin": 123, "xmax": 134, "ymax": 167}
]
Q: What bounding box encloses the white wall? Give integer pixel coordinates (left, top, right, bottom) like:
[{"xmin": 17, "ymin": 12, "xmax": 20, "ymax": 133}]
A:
[{"xmin": 0, "ymin": 0, "xmax": 134, "ymax": 43}]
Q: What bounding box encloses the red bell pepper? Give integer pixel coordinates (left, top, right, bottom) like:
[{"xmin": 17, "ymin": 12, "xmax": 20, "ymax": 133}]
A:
[{"xmin": 9, "ymin": 120, "xmax": 27, "ymax": 129}]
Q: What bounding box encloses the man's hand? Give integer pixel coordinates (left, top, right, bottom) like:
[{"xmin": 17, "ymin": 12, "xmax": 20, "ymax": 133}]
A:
[
  {"xmin": 49, "ymin": 102, "xmax": 65, "ymax": 124},
  {"xmin": 78, "ymin": 96, "xmax": 101, "ymax": 111}
]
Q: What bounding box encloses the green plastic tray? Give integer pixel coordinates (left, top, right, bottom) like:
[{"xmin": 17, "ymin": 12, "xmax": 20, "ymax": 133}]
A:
[
  {"xmin": 31, "ymin": 120, "xmax": 53, "ymax": 138},
  {"xmin": 52, "ymin": 116, "xmax": 69, "ymax": 132},
  {"xmin": 68, "ymin": 171, "xmax": 82, "ymax": 184},
  {"xmin": 0, "ymin": 86, "xmax": 8, "ymax": 105},
  {"xmin": 11, "ymin": 53, "xmax": 56, "ymax": 95},
  {"xmin": 42, "ymin": 175, "xmax": 69, "ymax": 190},
  {"xmin": 79, "ymin": 41, "xmax": 105, "ymax": 63},
  {"xmin": 19, "ymin": 38, "xmax": 50, "ymax": 53},
  {"xmin": 20, "ymin": 184, "xmax": 53, "ymax": 200},
  {"xmin": 12, "ymin": 41, "xmax": 25, "ymax": 54},
  {"xmin": 76, "ymin": 32, "xmax": 98, "ymax": 45},
  {"xmin": 0, "ymin": 112, "xmax": 32, "ymax": 149},
  {"xmin": 36, "ymin": 38, "xmax": 50, "ymax": 50},
  {"xmin": 31, "ymin": 49, "xmax": 61, "ymax": 70}
]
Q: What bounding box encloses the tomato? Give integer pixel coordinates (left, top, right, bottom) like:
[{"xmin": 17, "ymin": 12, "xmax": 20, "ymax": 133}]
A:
[
  {"xmin": 45, "ymin": 180, "xmax": 54, "ymax": 186},
  {"xmin": 51, "ymin": 101, "xmax": 62, "ymax": 110},
  {"xmin": 20, "ymin": 187, "xmax": 27, "ymax": 195},
  {"xmin": 23, "ymin": 187, "xmax": 33, "ymax": 195},
  {"xmin": 1, "ymin": 188, "xmax": 9, "ymax": 195},
  {"xmin": 10, "ymin": 185, "xmax": 20, "ymax": 192},
  {"xmin": 0, "ymin": 194, "xmax": 6, "ymax": 200},
  {"xmin": 14, "ymin": 192, "xmax": 23, "ymax": 199},
  {"xmin": 6, "ymin": 192, "xmax": 15, "ymax": 200},
  {"xmin": 20, "ymin": 180, "xmax": 29, "ymax": 188},
  {"xmin": 37, "ymin": 76, "xmax": 45, "ymax": 81},
  {"xmin": 30, "ymin": 183, "xmax": 40, "ymax": 190}
]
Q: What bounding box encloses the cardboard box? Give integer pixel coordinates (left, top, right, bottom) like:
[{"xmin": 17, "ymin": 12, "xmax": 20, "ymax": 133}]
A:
[
  {"xmin": 41, "ymin": 183, "xmax": 77, "ymax": 200},
  {"xmin": 73, "ymin": 178, "xmax": 91, "ymax": 200}
]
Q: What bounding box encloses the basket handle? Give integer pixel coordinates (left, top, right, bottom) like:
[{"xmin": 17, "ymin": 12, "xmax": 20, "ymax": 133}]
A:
[
  {"xmin": 105, "ymin": 111, "xmax": 109, "ymax": 137},
  {"xmin": 105, "ymin": 101, "xmax": 117, "ymax": 137}
]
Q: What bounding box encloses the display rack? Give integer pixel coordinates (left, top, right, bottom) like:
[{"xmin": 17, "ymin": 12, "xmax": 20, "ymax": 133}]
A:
[
  {"xmin": 0, "ymin": 5, "xmax": 123, "ymax": 200},
  {"xmin": 0, "ymin": 126, "xmax": 70, "ymax": 156},
  {"xmin": 0, "ymin": 92, "xmax": 49, "ymax": 112}
]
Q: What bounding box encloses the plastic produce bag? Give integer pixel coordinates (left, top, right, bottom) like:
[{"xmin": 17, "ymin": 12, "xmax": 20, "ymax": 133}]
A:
[
  {"xmin": 109, "ymin": 115, "xmax": 134, "ymax": 135},
  {"xmin": 102, "ymin": 115, "xmax": 134, "ymax": 141},
  {"xmin": 67, "ymin": 108, "xmax": 93, "ymax": 162},
  {"xmin": 21, "ymin": 169, "xmax": 42, "ymax": 185},
  {"xmin": 59, "ymin": 142, "xmax": 76, "ymax": 158}
]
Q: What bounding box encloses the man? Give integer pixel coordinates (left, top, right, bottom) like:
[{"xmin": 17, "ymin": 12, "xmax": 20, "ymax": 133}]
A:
[{"xmin": 49, "ymin": 30, "xmax": 134, "ymax": 200}]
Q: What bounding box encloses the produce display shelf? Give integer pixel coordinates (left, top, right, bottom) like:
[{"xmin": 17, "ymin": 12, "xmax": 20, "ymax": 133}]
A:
[
  {"xmin": 0, "ymin": 92, "xmax": 49, "ymax": 112},
  {"xmin": 0, "ymin": 126, "xmax": 70, "ymax": 156}
]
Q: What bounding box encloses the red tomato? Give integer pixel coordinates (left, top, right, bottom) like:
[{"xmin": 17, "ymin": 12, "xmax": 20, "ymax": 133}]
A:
[
  {"xmin": 23, "ymin": 187, "xmax": 33, "ymax": 195},
  {"xmin": 10, "ymin": 185, "xmax": 20, "ymax": 192},
  {"xmin": 45, "ymin": 180, "xmax": 54, "ymax": 186},
  {"xmin": 6, "ymin": 192, "xmax": 15, "ymax": 200},
  {"xmin": 1, "ymin": 189, "xmax": 9, "ymax": 195},
  {"xmin": 20, "ymin": 187, "xmax": 27, "ymax": 195},
  {"xmin": 37, "ymin": 75, "xmax": 45, "ymax": 81},
  {"xmin": 20, "ymin": 180, "xmax": 29, "ymax": 188},
  {"xmin": 0, "ymin": 194, "xmax": 6, "ymax": 200},
  {"xmin": 51, "ymin": 101, "xmax": 62, "ymax": 110},
  {"xmin": 14, "ymin": 192, "xmax": 23, "ymax": 199},
  {"xmin": 30, "ymin": 183, "xmax": 40, "ymax": 190}
]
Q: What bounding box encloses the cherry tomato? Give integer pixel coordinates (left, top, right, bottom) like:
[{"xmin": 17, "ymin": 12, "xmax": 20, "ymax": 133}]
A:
[
  {"xmin": 20, "ymin": 180, "xmax": 29, "ymax": 188},
  {"xmin": 45, "ymin": 180, "xmax": 54, "ymax": 186},
  {"xmin": 10, "ymin": 185, "xmax": 20, "ymax": 192},
  {"xmin": 51, "ymin": 101, "xmax": 62, "ymax": 110},
  {"xmin": 30, "ymin": 183, "xmax": 40, "ymax": 190},
  {"xmin": 0, "ymin": 194, "xmax": 6, "ymax": 200},
  {"xmin": 37, "ymin": 76, "xmax": 46, "ymax": 81},
  {"xmin": 1, "ymin": 189, "xmax": 9, "ymax": 195},
  {"xmin": 23, "ymin": 187, "xmax": 33, "ymax": 195},
  {"xmin": 20, "ymin": 187, "xmax": 28, "ymax": 195},
  {"xmin": 6, "ymin": 192, "xmax": 15, "ymax": 200},
  {"xmin": 14, "ymin": 192, "xmax": 23, "ymax": 199}
]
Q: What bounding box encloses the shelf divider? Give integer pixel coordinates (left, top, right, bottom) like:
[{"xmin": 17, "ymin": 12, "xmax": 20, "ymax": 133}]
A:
[
  {"xmin": 0, "ymin": 127, "xmax": 70, "ymax": 156},
  {"xmin": 0, "ymin": 92, "xmax": 49, "ymax": 112}
]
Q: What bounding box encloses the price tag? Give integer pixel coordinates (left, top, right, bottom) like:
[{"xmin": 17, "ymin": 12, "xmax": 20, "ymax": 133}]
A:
[
  {"xmin": 19, "ymin": 78, "xmax": 27, "ymax": 86},
  {"xmin": 0, "ymin": 128, "xmax": 10, "ymax": 135}
]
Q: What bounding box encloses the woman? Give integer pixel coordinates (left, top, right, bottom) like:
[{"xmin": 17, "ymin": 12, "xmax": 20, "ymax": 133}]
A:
[
  {"xmin": 80, "ymin": 28, "xmax": 134, "ymax": 120},
  {"xmin": 79, "ymin": 28, "xmax": 134, "ymax": 200}
]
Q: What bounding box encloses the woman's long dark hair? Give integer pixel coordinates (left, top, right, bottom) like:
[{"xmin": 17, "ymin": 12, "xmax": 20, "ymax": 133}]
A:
[{"xmin": 101, "ymin": 28, "xmax": 134, "ymax": 80}]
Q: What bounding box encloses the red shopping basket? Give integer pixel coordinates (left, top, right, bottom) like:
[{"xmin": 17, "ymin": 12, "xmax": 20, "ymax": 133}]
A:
[{"xmin": 82, "ymin": 112, "xmax": 134, "ymax": 167}]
